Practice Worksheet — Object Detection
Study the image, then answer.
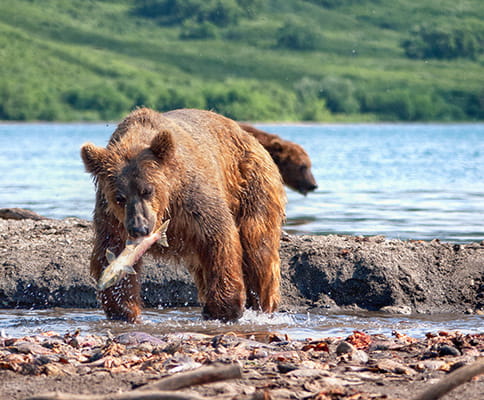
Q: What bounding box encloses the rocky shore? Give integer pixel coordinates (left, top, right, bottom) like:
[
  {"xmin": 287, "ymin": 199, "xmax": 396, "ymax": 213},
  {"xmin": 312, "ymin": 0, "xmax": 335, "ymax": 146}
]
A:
[
  {"xmin": 1, "ymin": 326, "xmax": 483, "ymax": 400},
  {"xmin": 0, "ymin": 213, "xmax": 483, "ymax": 314},
  {"xmin": 0, "ymin": 211, "xmax": 483, "ymax": 400}
]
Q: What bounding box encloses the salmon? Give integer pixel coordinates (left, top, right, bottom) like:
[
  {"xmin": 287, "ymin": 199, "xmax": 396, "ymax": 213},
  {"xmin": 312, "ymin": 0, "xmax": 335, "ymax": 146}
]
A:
[{"xmin": 97, "ymin": 219, "xmax": 170, "ymax": 291}]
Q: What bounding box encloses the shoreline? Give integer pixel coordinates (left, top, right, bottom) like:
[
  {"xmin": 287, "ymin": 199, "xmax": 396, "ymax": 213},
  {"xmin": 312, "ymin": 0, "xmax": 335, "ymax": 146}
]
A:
[{"xmin": 0, "ymin": 212, "xmax": 482, "ymax": 315}]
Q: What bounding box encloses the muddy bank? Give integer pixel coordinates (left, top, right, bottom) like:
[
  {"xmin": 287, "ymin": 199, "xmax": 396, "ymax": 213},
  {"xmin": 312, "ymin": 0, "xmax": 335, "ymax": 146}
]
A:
[{"xmin": 0, "ymin": 215, "xmax": 482, "ymax": 314}]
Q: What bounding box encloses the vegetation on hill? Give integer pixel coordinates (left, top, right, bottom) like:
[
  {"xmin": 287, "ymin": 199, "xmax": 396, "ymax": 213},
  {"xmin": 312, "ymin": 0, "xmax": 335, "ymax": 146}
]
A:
[{"xmin": 0, "ymin": 0, "xmax": 482, "ymax": 122}]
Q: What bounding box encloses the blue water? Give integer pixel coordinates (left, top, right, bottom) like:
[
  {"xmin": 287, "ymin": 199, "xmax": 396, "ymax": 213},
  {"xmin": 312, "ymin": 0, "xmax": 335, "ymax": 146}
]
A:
[{"xmin": 0, "ymin": 122, "xmax": 483, "ymax": 242}]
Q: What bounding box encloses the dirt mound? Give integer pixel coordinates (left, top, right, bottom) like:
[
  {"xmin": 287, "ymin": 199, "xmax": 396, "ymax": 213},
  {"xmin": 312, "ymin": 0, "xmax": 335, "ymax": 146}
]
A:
[{"xmin": 0, "ymin": 215, "xmax": 482, "ymax": 314}]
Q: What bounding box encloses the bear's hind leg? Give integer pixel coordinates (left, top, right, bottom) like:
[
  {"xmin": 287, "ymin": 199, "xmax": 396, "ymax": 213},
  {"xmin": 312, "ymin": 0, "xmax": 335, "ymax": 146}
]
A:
[
  {"xmin": 235, "ymin": 139, "xmax": 285, "ymax": 313},
  {"xmin": 187, "ymin": 220, "xmax": 246, "ymax": 322},
  {"xmin": 239, "ymin": 221, "xmax": 282, "ymax": 313}
]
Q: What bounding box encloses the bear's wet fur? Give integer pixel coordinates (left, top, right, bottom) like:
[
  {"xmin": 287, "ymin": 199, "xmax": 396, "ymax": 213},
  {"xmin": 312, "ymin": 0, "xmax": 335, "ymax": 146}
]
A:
[
  {"xmin": 81, "ymin": 108, "xmax": 286, "ymax": 322},
  {"xmin": 239, "ymin": 123, "xmax": 317, "ymax": 195}
]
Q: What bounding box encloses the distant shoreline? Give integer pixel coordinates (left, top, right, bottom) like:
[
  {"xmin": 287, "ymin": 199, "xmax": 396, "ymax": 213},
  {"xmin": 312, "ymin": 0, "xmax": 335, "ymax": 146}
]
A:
[{"xmin": 1, "ymin": 120, "xmax": 484, "ymax": 125}]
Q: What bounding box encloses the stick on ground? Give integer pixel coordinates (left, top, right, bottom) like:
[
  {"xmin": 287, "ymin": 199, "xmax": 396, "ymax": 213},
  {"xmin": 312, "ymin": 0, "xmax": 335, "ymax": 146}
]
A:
[
  {"xmin": 137, "ymin": 364, "xmax": 242, "ymax": 392},
  {"xmin": 25, "ymin": 391, "xmax": 206, "ymax": 400},
  {"xmin": 24, "ymin": 364, "xmax": 242, "ymax": 400},
  {"xmin": 413, "ymin": 358, "xmax": 484, "ymax": 400}
]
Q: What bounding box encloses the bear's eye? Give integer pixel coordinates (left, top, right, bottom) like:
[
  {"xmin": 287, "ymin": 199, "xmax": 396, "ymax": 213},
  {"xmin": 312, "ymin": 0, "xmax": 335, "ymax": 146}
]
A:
[
  {"xmin": 141, "ymin": 186, "xmax": 154, "ymax": 199},
  {"xmin": 115, "ymin": 193, "xmax": 126, "ymax": 206}
]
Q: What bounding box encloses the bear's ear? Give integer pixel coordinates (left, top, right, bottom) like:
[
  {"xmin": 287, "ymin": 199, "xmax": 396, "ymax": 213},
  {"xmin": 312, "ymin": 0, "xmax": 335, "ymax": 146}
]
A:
[
  {"xmin": 80, "ymin": 143, "xmax": 109, "ymax": 176},
  {"xmin": 270, "ymin": 138, "xmax": 284, "ymax": 152},
  {"xmin": 150, "ymin": 130, "xmax": 174, "ymax": 161}
]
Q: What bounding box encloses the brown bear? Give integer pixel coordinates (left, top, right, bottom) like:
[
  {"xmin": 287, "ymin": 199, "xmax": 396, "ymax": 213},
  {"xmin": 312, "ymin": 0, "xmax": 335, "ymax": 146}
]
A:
[
  {"xmin": 81, "ymin": 108, "xmax": 286, "ymax": 323},
  {"xmin": 239, "ymin": 123, "xmax": 317, "ymax": 195}
]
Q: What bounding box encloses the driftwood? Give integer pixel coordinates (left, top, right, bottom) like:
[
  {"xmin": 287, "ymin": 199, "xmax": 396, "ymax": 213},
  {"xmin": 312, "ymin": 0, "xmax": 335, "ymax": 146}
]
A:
[
  {"xmin": 24, "ymin": 391, "xmax": 205, "ymax": 400},
  {"xmin": 413, "ymin": 358, "xmax": 484, "ymax": 400},
  {"xmin": 24, "ymin": 364, "xmax": 242, "ymax": 400},
  {"xmin": 136, "ymin": 364, "xmax": 242, "ymax": 392},
  {"xmin": 24, "ymin": 391, "xmax": 266, "ymax": 400}
]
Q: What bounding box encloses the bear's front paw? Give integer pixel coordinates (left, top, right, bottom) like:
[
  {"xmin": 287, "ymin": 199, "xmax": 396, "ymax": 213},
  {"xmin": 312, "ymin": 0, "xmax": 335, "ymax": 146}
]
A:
[{"xmin": 202, "ymin": 300, "xmax": 243, "ymax": 322}]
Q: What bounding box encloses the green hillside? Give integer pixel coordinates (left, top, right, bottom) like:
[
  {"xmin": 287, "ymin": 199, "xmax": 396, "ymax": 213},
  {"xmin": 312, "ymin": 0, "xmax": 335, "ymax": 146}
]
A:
[{"xmin": 0, "ymin": 0, "xmax": 483, "ymax": 122}]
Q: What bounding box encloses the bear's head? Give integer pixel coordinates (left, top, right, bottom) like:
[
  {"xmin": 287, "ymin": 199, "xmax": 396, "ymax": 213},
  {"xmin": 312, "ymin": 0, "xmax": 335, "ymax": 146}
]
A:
[
  {"xmin": 81, "ymin": 131, "xmax": 174, "ymax": 239},
  {"xmin": 270, "ymin": 139, "xmax": 317, "ymax": 195}
]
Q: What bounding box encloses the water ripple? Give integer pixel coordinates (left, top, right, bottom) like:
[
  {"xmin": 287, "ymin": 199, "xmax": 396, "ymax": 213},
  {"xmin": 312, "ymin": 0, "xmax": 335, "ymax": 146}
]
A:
[{"xmin": 1, "ymin": 123, "xmax": 483, "ymax": 242}]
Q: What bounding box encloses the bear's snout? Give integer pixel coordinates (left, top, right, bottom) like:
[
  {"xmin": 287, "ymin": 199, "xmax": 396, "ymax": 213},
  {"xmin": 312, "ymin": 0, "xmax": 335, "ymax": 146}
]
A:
[
  {"xmin": 125, "ymin": 200, "xmax": 155, "ymax": 238},
  {"xmin": 127, "ymin": 218, "xmax": 150, "ymax": 238},
  {"xmin": 300, "ymin": 181, "xmax": 318, "ymax": 195}
]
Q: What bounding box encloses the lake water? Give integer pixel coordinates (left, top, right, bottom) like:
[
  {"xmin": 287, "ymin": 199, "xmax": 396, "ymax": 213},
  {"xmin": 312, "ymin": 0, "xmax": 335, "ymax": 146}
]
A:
[
  {"xmin": 0, "ymin": 122, "xmax": 483, "ymax": 338},
  {"xmin": 0, "ymin": 122, "xmax": 483, "ymax": 242}
]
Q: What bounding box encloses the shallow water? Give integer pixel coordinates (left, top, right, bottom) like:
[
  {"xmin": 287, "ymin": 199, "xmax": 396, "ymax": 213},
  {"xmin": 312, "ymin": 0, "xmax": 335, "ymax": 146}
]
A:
[{"xmin": 1, "ymin": 308, "xmax": 482, "ymax": 340}]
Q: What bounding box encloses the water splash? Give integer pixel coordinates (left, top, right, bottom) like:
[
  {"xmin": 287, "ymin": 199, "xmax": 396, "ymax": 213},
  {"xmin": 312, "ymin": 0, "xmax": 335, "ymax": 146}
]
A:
[
  {"xmin": 1, "ymin": 308, "xmax": 482, "ymax": 340},
  {"xmin": 238, "ymin": 309, "xmax": 303, "ymax": 326}
]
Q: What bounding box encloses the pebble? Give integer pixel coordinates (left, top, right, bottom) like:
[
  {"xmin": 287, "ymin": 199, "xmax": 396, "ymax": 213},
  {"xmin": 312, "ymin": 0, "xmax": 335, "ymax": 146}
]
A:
[
  {"xmin": 287, "ymin": 368, "xmax": 325, "ymax": 378},
  {"xmin": 335, "ymin": 340, "xmax": 369, "ymax": 364},
  {"xmin": 13, "ymin": 341, "xmax": 53, "ymax": 355},
  {"xmin": 376, "ymin": 359, "xmax": 416, "ymax": 375},
  {"xmin": 379, "ymin": 305, "xmax": 412, "ymax": 315},
  {"xmin": 438, "ymin": 344, "xmax": 461, "ymax": 356},
  {"xmin": 336, "ymin": 341, "xmax": 356, "ymax": 355},
  {"xmin": 351, "ymin": 350, "xmax": 369, "ymax": 364},
  {"xmin": 277, "ymin": 362, "xmax": 299, "ymax": 373},
  {"xmin": 270, "ymin": 388, "xmax": 297, "ymax": 399},
  {"xmin": 138, "ymin": 342, "xmax": 154, "ymax": 353},
  {"xmin": 249, "ymin": 349, "xmax": 269, "ymax": 359},
  {"xmin": 448, "ymin": 360, "xmax": 467, "ymax": 372},
  {"xmin": 115, "ymin": 332, "xmax": 165, "ymax": 346},
  {"xmin": 413, "ymin": 360, "xmax": 446, "ymax": 371}
]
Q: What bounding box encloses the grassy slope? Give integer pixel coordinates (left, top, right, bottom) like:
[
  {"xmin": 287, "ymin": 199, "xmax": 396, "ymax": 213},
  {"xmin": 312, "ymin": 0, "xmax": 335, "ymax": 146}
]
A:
[{"xmin": 0, "ymin": 0, "xmax": 482, "ymax": 121}]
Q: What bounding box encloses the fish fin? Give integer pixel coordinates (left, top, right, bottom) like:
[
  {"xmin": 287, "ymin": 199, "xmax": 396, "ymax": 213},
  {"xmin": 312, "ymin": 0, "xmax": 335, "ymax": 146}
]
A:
[
  {"xmin": 97, "ymin": 280, "xmax": 109, "ymax": 291},
  {"xmin": 159, "ymin": 233, "xmax": 168, "ymax": 247},
  {"xmin": 158, "ymin": 219, "xmax": 170, "ymax": 247},
  {"xmin": 160, "ymin": 219, "xmax": 170, "ymax": 230},
  {"xmin": 105, "ymin": 249, "xmax": 116, "ymax": 263},
  {"xmin": 123, "ymin": 265, "xmax": 137, "ymax": 275}
]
